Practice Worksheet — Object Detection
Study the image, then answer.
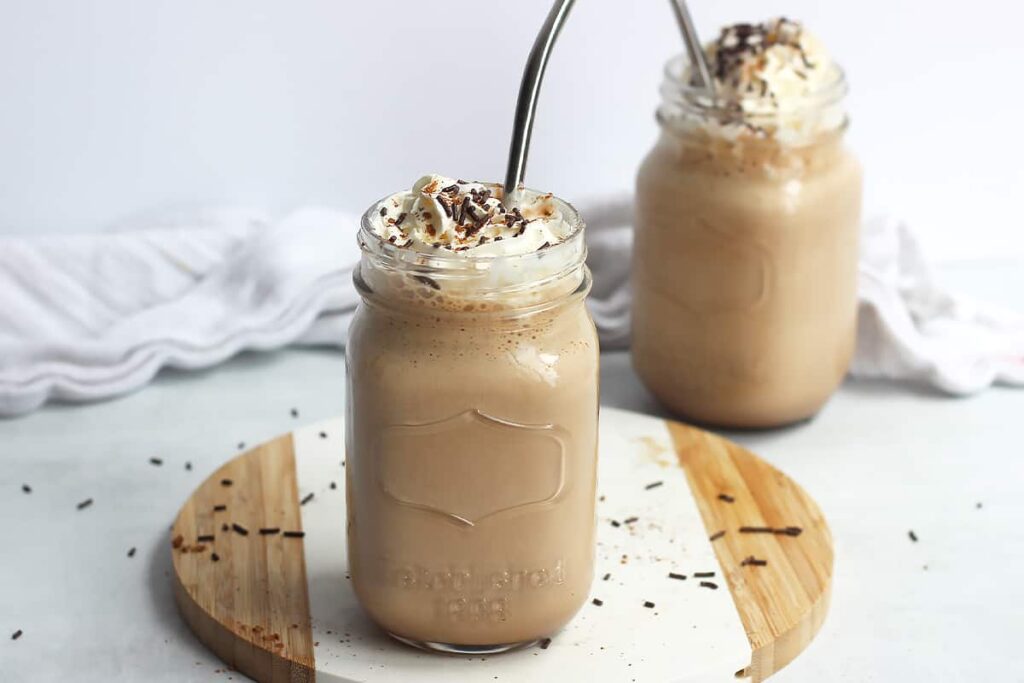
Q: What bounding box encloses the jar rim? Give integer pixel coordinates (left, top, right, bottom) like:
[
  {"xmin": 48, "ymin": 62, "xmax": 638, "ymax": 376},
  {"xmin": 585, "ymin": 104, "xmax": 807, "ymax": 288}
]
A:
[{"xmin": 661, "ymin": 53, "xmax": 849, "ymax": 119}]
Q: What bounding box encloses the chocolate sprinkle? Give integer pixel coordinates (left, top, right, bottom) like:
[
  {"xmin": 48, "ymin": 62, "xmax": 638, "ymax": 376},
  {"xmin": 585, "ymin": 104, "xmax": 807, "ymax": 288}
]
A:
[
  {"xmin": 539, "ymin": 638, "xmax": 552, "ymax": 650},
  {"xmin": 329, "ymin": 482, "xmax": 337, "ymax": 490},
  {"xmin": 602, "ymin": 573, "xmax": 611, "ymax": 581},
  {"xmin": 220, "ymin": 479, "xmax": 233, "ymax": 487},
  {"xmin": 668, "ymin": 572, "xmax": 686, "ymax": 581},
  {"xmin": 149, "ymin": 457, "xmax": 163, "ymax": 466},
  {"xmin": 643, "ymin": 601, "xmax": 655, "ymax": 609},
  {"xmin": 221, "ymin": 523, "xmax": 229, "ymax": 531},
  {"xmin": 739, "ymin": 526, "xmax": 774, "ymax": 534},
  {"xmin": 591, "ymin": 598, "xmax": 604, "ymax": 607},
  {"xmin": 700, "ymin": 581, "xmax": 719, "ymax": 590},
  {"xmin": 694, "ymin": 571, "xmax": 715, "ymax": 578},
  {"xmin": 908, "ymin": 530, "xmax": 918, "ymax": 542},
  {"xmin": 259, "ymin": 528, "xmax": 280, "ymax": 535},
  {"xmin": 775, "ymin": 526, "xmax": 803, "ymax": 537},
  {"xmin": 127, "ymin": 547, "xmax": 137, "ymax": 558},
  {"xmin": 283, "ymin": 531, "xmax": 305, "ymax": 538},
  {"xmin": 76, "ymin": 498, "xmax": 93, "ymax": 510},
  {"xmin": 185, "ymin": 462, "xmax": 192, "ymax": 471},
  {"xmin": 211, "ymin": 552, "xmax": 220, "ymax": 562},
  {"xmin": 21, "ymin": 484, "xmax": 31, "ymax": 494},
  {"xmin": 645, "ymin": 481, "xmax": 664, "ymax": 490},
  {"xmin": 623, "ymin": 516, "xmax": 639, "ymax": 525},
  {"xmin": 213, "ymin": 504, "xmax": 227, "ymax": 512},
  {"xmin": 717, "ymin": 493, "xmax": 735, "ymax": 503},
  {"xmin": 610, "ymin": 520, "xmax": 621, "ymax": 528},
  {"xmin": 319, "ymin": 431, "xmax": 327, "ymax": 439},
  {"xmin": 300, "ymin": 492, "xmax": 315, "ymax": 506},
  {"xmin": 379, "ymin": 207, "xmax": 387, "ymax": 217},
  {"xmin": 232, "ymin": 523, "xmax": 249, "ymax": 536},
  {"xmin": 741, "ymin": 556, "xmax": 768, "ymax": 567},
  {"xmin": 709, "ymin": 530, "xmax": 726, "ymax": 542},
  {"xmin": 237, "ymin": 442, "xmax": 245, "ymax": 450},
  {"xmin": 290, "ymin": 408, "xmax": 299, "ymax": 418},
  {"xmin": 11, "ymin": 630, "xmax": 22, "ymax": 641},
  {"xmin": 197, "ymin": 534, "xmax": 215, "ymax": 542}
]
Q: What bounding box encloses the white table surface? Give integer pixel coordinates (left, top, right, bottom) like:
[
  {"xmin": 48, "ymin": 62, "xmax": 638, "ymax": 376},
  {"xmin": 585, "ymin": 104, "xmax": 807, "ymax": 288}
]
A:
[{"xmin": 2, "ymin": 260, "xmax": 1022, "ymax": 682}]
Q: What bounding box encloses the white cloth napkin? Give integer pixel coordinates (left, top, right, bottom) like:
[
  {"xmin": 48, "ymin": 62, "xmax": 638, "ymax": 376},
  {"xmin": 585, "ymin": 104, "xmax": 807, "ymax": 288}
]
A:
[{"xmin": 1, "ymin": 200, "xmax": 1021, "ymax": 416}]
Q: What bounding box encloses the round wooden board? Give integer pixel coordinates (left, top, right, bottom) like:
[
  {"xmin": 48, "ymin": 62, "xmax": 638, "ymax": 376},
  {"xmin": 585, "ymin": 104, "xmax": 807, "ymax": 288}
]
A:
[{"xmin": 171, "ymin": 407, "xmax": 832, "ymax": 683}]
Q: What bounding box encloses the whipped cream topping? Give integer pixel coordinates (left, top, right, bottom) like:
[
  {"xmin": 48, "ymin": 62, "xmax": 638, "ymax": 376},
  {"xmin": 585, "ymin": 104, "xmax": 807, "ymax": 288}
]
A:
[
  {"xmin": 370, "ymin": 175, "xmax": 576, "ymax": 257},
  {"xmin": 678, "ymin": 18, "xmax": 844, "ymax": 144}
]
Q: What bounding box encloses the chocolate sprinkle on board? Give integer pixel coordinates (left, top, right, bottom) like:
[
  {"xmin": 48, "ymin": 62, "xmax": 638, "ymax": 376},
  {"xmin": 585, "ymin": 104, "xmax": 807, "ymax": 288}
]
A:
[
  {"xmin": 149, "ymin": 457, "xmax": 163, "ymax": 466},
  {"xmin": 908, "ymin": 530, "xmax": 918, "ymax": 542},
  {"xmin": 220, "ymin": 479, "xmax": 233, "ymax": 487},
  {"xmin": 717, "ymin": 493, "xmax": 735, "ymax": 503},
  {"xmin": 694, "ymin": 571, "xmax": 715, "ymax": 578},
  {"xmin": 300, "ymin": 492, "xmax": 315, "ymax": 506},
  {"xmin": 211, "ymin": 552, "xmax": 220, "ymax": 562},
  {"xmin": 709, "ymin": 530, "xmax": 726, "ymax": 542},
  {"xmin": 643, "ymin": 601, "xmax": 655, "ymax": 609},
  {"xmin": 11, "ymin": 630, "xmax": 22, "ymax": 641},
  {"xmin": 741, "ymin": 556, "xmax": 768, "ymax": 567},
  {"xmin": 232, "ymin": 523, "xmax": 249, "ymax": 536},
  {"xmin": 739, "ymin": 526, "xmax": 774, "ymax": 534},
  {"xmin": 259, "ymin": 528, "xmax": 280, "ymax": 535},
  {"xmin": 127, "ymin": 547, "xmax": 136, "ymax": 558},
  {"xmin": 283, "ymin": 531, "xmax": 306, "ymax": 538},
  {"xmin": 21, "ymin": 484, "xmax": 31, "ymax": 494},
  {"xmin": 591, "ymin": 598, "xmax": 604, "ymax": 607},
  {"xmin": 668, "ymin": 572, "xmax": 686, "ymax": 580},
  {"xmin": 645, "ymin": 481, "xmax": 664, "ymax": 490},
  {"xmin": 775, "ymin": 526, "xmax": 803, "ymax": 537},
  {"xmin": 213, "ymin": 504, "xmax": 227, "ymax": 512},
  {"xmin": 602, "ymin": 573, "xmax": 611, "ymax": 581},
  {"xmin": 700, "ymin": 581, "xmax": 719, "ymax": 590},
  {"xmin": 539, "ymin": 638, "xmax": 552, "ymax": 650},
  {"xmin": 76, "ymin": 498, "xmax": 93, "ymax": 510},
  {"xmin": 197, "ymin": 534, "xmax": 215, "ymax": 542}
]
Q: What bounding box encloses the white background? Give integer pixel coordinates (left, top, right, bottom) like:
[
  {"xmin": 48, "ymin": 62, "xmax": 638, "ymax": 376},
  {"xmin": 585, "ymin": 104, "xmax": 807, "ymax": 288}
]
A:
[{"xmin": 1, "ymin": 0, "xmax": 1022, "ymax": 260}]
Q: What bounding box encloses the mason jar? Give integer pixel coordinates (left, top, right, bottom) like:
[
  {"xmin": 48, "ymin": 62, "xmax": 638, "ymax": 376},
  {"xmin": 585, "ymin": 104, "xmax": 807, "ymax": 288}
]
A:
[
  {"xmin": 632, "ymin": 54, "xmax": 863, "ymax": 428},
  {"xmin": 345, "ymin": 194, "xmax": 599, "ymax": 653}
]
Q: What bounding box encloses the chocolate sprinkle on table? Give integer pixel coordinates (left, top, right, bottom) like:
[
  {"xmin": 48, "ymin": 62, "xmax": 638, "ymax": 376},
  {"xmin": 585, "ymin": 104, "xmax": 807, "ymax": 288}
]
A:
[
  {"xmin": 220, "ymin": 479, "xmax": 233, "ymax": 487},
  {"xmin": 610, "ymin": 520, "xmax": 621, "ymax": 528},
  {"xmin": 283, "ymin": 531, "xmax": 305, "ymax": 538},
  {"xmin": 319, "ymin": 431, "xmax": 327, "ymax": 439},
  {"xmin": 232, "ymin": 523, "xmax": 249, "ymax": 536},
  {"xmin": 643, "ymin": 601, "xmax": 655, "ymax": 609},
  {"xmin": 259, "ymin": 528, "xmax": 280, "ymax": 535},
  {"xmin": 700, "ymin": 581, "xmax": 719, "ymax": 590},
  {"xmin": 668, "ymin": 572, "xmax": 686, "ymax": 581},
  {"xmin": 185, "ymin": 462, "xmax": 192, "ymax": 471},
  {"xmin": 300, "ymin": 492, "xmax": 315, "ymax": 506},
  {"xmin": 623, "ymin": 516, "xmax": 639, "ymax": 525},
  {"xmin": 290, "ymin": 408, "xmax": 299, "ymax": 418},
  {"xmin": 21, "ymin": 484, "xmax": 31, "ymax": 494},
  {"xmin": 213, "ymin": 504, "xmax": 227, "ymax": 512},
  {"xmin": 709, "ymin": 530, "xmax": 726, "ymax": 542},
  {"xmin": 127, "ymin": 547, "xmax": 136, "ymax": 558},
  {"xmin": 11, "ymin": 630, "xmax": 22, "ymax": 641},
  {"xmin": 197, "ymin": 534, "xmax": 215, "ymax": 542},
  {"xmin": 694, "ymin": 571, "xmax": 715, "ymax": 578},
  {"xmin": 908, "ymin": 530, "xmax": 918, "ymax": 542},
  {"xmin": 149, "ymin": 457, "xmax": 163, "ymax": 466},
  {"xmin": 645, "ymin": 481, "xmax": 664, "ymax": 490},
  {"xmin": 237, "ymin": 442, "xmax": 245, "ymax": 450},
  {"xmin": 76, "ymin": 498, "xmax": 93, "ymax": 510},
  {"xmin": 717, "ymin": 493, "xmax": 735, "ymax": 503},
  {"xmin": 329, "ymin": 482, "xmax": 337, "ymax": 490},
  {"xmin": 539, "ymin": 638, "xmax": 552, "ymax": 650},
  {"xmin": 591, "ymin": 598, "xmax": 604, "ymax": 607}
]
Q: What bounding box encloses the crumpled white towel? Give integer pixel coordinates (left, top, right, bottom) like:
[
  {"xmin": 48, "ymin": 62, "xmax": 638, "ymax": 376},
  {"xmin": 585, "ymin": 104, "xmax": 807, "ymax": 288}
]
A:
[{"xmin": 1, "ymin": 199, "xmax": 1021, "ymax": 416}]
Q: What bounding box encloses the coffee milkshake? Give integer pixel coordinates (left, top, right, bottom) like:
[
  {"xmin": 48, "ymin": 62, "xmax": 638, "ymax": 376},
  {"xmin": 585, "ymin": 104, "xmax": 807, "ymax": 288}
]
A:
[
  {"xmin": 346, "ymin": 175, "xmax": 599, "ymax": 652},
  {"xmin": 633, "ymin": 18, "xmax": 862, "ymax": 428}
]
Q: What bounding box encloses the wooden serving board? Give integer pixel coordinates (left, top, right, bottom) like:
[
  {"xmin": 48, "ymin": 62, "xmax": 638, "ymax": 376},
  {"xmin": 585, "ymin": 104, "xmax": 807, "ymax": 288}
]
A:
[{"xmin": 171, "ymin": 407, "xmax": 832, "ymax": 682}]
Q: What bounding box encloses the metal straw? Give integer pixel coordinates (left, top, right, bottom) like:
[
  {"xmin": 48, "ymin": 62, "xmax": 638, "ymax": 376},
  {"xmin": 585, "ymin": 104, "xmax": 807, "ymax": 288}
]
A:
[
  {"xmin": 503, "ymin": 0, "xmax": 577, "ymax": 207},
  {"xmin": 668, "ymin": 0, "xmax": 715, "ymax": 95}
]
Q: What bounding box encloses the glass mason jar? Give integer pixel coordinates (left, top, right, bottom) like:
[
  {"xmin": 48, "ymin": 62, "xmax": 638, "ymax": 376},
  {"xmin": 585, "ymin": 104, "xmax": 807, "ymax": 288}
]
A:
[
  {"xmin": 633, "ymin": 55, "xmax": 863, "ymax": 428},
  {"xmin": 345, "ymin": 195, "xmax": 599, "ymax": 653}
]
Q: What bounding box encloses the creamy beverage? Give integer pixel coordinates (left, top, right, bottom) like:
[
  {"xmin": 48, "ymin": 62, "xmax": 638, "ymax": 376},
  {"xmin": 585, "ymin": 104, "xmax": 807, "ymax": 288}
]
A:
[
  {"xmin": 346, "ymin": 175, "xmax": 599, "ymax": 652},
  {"xmin": 633, "ymin": 18, "xmax": 863, "ymax": 428}
]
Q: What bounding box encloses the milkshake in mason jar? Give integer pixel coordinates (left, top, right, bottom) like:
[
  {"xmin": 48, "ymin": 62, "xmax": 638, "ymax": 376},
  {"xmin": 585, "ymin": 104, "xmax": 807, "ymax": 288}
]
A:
[
  {"xmin": 633, "ymin": 19, "xmax": 862, "ymax": 428},
  {"xmin": 346, "ymin": 175, "xmax": 599, "ymax": 653}
]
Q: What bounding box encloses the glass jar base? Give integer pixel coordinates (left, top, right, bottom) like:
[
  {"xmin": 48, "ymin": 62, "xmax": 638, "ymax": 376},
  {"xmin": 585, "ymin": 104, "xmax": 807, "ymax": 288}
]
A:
[{"xmin": 388, "ymin": 632, "xmax": 537, "ymax": 655}]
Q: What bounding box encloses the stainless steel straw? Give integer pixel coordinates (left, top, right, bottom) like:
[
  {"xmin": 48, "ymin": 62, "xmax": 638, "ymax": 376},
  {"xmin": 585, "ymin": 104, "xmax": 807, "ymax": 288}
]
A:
[
  {"xmin": 668, "ymin": 0, "xmax": 715, "ymax": 95},
  {"xmin": 503, "ymin": 0, "xmax": 577, "ymax": 207}
]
